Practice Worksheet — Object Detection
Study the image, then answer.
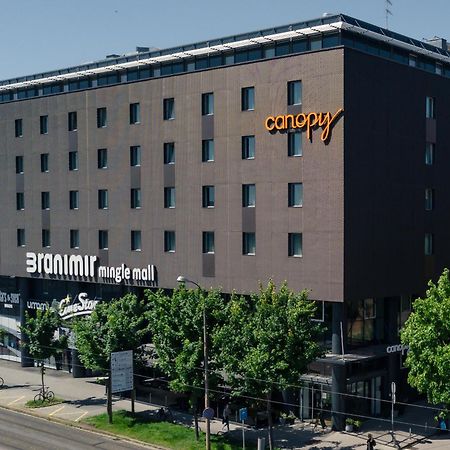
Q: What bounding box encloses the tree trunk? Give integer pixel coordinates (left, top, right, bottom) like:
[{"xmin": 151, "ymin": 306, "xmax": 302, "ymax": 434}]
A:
[{"xmin": 267, "ymin": 391, "xmax": 274, "ymax": 450}]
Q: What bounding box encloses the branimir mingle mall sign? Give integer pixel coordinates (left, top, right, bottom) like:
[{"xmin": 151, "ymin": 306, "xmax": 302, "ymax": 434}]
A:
[{"xmin": 26, "ymin": 252, "xmax": 157, "ymax": 286}]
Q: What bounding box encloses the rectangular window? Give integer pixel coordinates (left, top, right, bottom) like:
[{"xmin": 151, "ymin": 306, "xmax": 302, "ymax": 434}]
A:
[
  {"xmin": 242, "ymin": 184, "xmax": 256, "ymax": 207},
  {"xmin": 288, "ymin": 183, "xmax": 303, "ymax": 207},
  {"xmin": 131, "ymin": 188, "xmax": 141, "ymax": 208},
  {"xmin": 164, "ymin": 230, "xmax": 176, "ymax": 252},
  {"xmin": 17, "ymin": 229, "xmax": 25, "ymax": 247},
  {"xmin": 40, "ymin": 115, "xmax": 48, "ymax": 134},
  {"xmin": 130, "ymin": 145, "xmax": 141, "ymax": 166},
  {"xmin": 287, "ymin": 81, "xmax": 302, "ymax": 105},
  {"xmin": 202, "ymin": 139, "xmax": 215, "ymax": 162},
  {"xmin": 202, "ymin": 231, "xmax": 215, "ymax": 254},
  {"xmin": 99, "ymin": 230, "xmax": 109, "ymax": 250},
  {"xmin": 16, "ymin": 192, "xmax": 24, "ymax": 210},
  {"xmin": 97, "ymin": 148, "xmax": 108, "ymax": 169},
  {"xmin": 15, "ymin": 119, "xmax": 23, "ymax": 137},
  {"xmin": 425, "ymin": 142, "xmax": 435, "ymax": 165},
  {"xmin": 163, "ymin": 98, "xmax": 175, "ymax": 120},
  {"xmin": 70, "ymin": 229, "xmax": 80, "ymax": 249},
  {"xmin": 164, "ymin": 187, "xmax": 175, "ymax": 208},
  {"xmin": 288, "ymin": 132, "xmax": 302, "ymax": 156},
  {"xmin": 68, "ymin": 111, "xmax": 77, "ymax": 131},
  {"xmin": 241, "ymin": 87, "xmax": 255, "ymax": 111},
  {"xmin": 242, "ymin": 232, "xmax": 256, "ymax": 255},
  {"xmin": 409, "ymin": 54, "xmax": 417, "ymax": 67},
  {"xmin": 425, "ymin": 233, "xmax": 433, "ymax": 255},
  {"xmin": 130, "ymin": 103, "xmax": 141, "ymax": 124},
  {"xmin": 42, "ymin": 229, "xmax": 51, "ymax": 248},
  {"xmin": 15, "ymin": 156, "xmax": 24, "ymax": 174},
  {"xmin": 202, "ymin": 185, "xmax": 215, "ymax": 208},
  {"xmin": 69, "ymin": 190, "xmax": 79, "ymax": 209},
  {"xmin": 131, "ymin": 230, "xmax": 142, "ymax": 251},
  {"xmin": 69, "ymin": 151, "xmax": 78, "ymax": 170},
  {"xmin": 41, "ymin": 191, "xmax": 50, "ymax": 210},
  {"xmin": 288, "ymin": 233, "xmax": 303, "ymax": 257},
  {"xmin": 40, "ymin": 153, "xmax": 49, "ymax": 172},
  {"xmin": 425, "ymin": 188, "xmax": 434, "ymax": 211},
  {"xmin": 164, "ymin": 142, "xmax": 175, "ymax": 164},
  {"xmin": 242, "ymin": 136, "xmax": 255, "ymax": 159},
  {"xmin": 364, "ymin": 298, "xmax": 376, "ymax": 319},
  {"xmin": 426, "ymin": 96, "xmax": 435, "ymax": 119},
  {"xmin": 202, "ymin": 93, "xmax": 214, "ymax": 115},
  {"xmin": 436, "ymin": 63, "xmax": 443, "ymax": 75},
  {"xmin": 98, "ymin": 189, "xmax": 108, "ymax": 209},
  {"xmin": 97, "ymin": 107, "xmax": 107, "ymax": 128}
]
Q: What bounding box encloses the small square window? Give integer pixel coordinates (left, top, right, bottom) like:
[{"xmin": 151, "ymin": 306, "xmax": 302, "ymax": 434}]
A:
[
  {"xmin": 69, "ymin": 190, "xmax": 79, "ymax": 209},
  {"xmin": 164, "ymin": 187, "xmax": 175, "ymax": 208},
  {"xmin": 202, "ymin": 186, "xmax": 215, "ymax": 208},
  {"xmin": 16, "ymin": 192, "xmax": 24, "ymax": 210},
  {"xmin": 130, "ymin": 103, "xmax": 141, "ymax": 124},
  {"xmin": 164, "ymin": 230, "xmax": 176, "ymax": 252},
  {"xmin": 97, "ymin": 148, "xmax": 108, "ymax": 169},
  {"xmin": 40, "ymin": 115, "xmax": 48, "ymax": 135},
  {"xmin": 131, "ymin": 188, "xmax": 141, "ymax": 209},
  {"xmin": 130, "ymin": 145, "xmax": 141, "ymax": 166},
  {"xmin": 164, "ymin": 142, "xmax": 175, "ymax": 164},
  {"xmin": 425, "ymin": 188, "xmax": 434, "ymax": 211},
  {"xmin": 42, "ymin": 229, "xmax": 51, "ymax": 248},
  {"xmin": 288, "ymin": 233, "xmax": 302, "ymax": 257},
  {"xmin": 15, "ymin": 119, "xmax": 23, "ymax": 137},
  {"xmin": 70, "ymin": 229, "xmax": 80, "ymax": 249},
  {"xmin": 69, "ymin": 151, "xmax": 78, "ymax": 171},
  {"xmin": 242, "ymin": 136, "xmax": 255, "ymax": 159},
  {"xmin": 242, "ymin": 232, "xmax": 256, "ymax": 255},
  {"xmin": 17, "ymin": 229, "xmax": 25, "ymax": 247},
  {"xmin": 288, "ymin": 132, "xmax": 302, "ymax": 157},
  {"xmin": 425, "ymin": 233, "xmax": 433, "ymax": 255},
  {"xmin": 99, "ymin": 230, "xmax": 109, "ymax": 250},
  {"xmin": 15, "ymin": 156, "xmax": 24, "ymax": 174},
  {"xmin": 242, "ymin": 184, "xmax": 255, "ymax": 207},
  {"xmin": 288, "ymin": 183, "xmax": 303, "ymax": 207},
  {"xmin": 98, "ymin": 189, "xmax": 108, "ymax": 209},
  {"xmin": 287, "ymin": 81, "xmax": 302, "ymax": 105},
  {"xmin": 426, "ymin": 96, "xmax": 435, "ymax": 119},
  {"xmin": 202, "ymin": 140, "xmax": 214, "ymax": 162},
  {"xmin": 202, "ymin": 93, "xmax": 214, "ymax": 115},
  {"xmin": 425, "ymin": 142, "xmax": 434, "ymax": 165},
  {"xmin": 41, "ymin": 191, "xmax": 50, "ymax": 210},
  {"xmin": 97, "ymin": 107, "xmax": 107, "ymax": 128},
  {"xmin": 68, "ymin": 111, "xmax": 77, "ymax": 131},
  {"xmin": 241, "ymin": 87, "xmax": 255, "ymax": 111},
  {"xmin": 40, "ymin": 153, "xmax": 49, "ymax": 172},
  {"xmin": 131, "ymin": 230, "xmax": 142, "ymax": 251},
  {"xmin": 202, "ymin": 231, "xmax": 215, "ymax": 253},
  {"xmin": 163, "ymin": 98, "xmax": 175, "ymax": 120}
]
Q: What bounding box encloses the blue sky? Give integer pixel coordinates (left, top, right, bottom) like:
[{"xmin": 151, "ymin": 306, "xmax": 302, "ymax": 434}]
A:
[{"xmin": 1, "ymin": 0, "xmax": 448, "ymax": 80}]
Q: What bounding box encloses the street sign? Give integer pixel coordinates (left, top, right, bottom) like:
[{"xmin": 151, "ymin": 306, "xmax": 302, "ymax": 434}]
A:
[
  {"xmin": 239, "ymin": 407, "xmax": 248, "ymax": 421},
  {"xmin": 202, "ymin": 407, "xmax": 214, "ymax": 420},
  {"xmin": 111, "ymin": 350, "xmax": 133, "ymax": 394}
]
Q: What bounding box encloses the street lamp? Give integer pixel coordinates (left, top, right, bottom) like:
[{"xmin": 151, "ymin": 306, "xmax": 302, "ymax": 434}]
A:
[{"xmin": 176, "ymin": 275, "xmax": 211, "ymax": 450}]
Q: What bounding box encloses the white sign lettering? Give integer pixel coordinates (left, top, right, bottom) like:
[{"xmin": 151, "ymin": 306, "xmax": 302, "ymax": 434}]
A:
[
  {"xmin": 386, "ymin": 344, "xmax": 409, "ymax": 355},
  {"xmin": 59, "ymin": 292, "xmax": 99, "ymax": 320}
]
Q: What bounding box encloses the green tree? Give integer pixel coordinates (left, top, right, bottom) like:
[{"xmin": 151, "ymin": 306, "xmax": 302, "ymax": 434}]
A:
[
  {"xmin": 20, "ymin": 308, "xmax": 68, "ymax": 392},
  {"xmin": 146, "ymin": 286, "xmax": 225, "ymax": 439},
  {"xmin": 73, "ymin": 293, "xmax": 150, "ymax": 371},
  {"xmin": 214, "ymin": 281, "xmax": 324, "ymax": 450},
  {"xmin": 401, "ymin": 268, "xmax": 450, "ymax": 406}
]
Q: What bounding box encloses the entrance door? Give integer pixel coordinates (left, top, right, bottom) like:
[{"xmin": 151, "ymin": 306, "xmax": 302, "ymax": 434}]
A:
[{"xmin": 371, "ymin": 376, "xmax": 382, "ymax": 416}]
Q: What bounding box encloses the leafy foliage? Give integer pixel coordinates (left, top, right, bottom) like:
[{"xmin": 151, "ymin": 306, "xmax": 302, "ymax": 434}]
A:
[
  {"xmin": 73, "ymin": 293, "xmax": 151, "ymax": 371},
  {"xmin": 401, "ymin": 269, "xmax": 450, "ymax": 405}
]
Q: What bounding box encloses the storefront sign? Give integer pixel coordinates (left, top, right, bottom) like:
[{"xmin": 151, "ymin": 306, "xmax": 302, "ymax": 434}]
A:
[
  {"xmin": 386, "ymin": 344, "xmax": 409, "ymax": 355},
  {"xmin": 26, "ymin": 300, "xmax": 50, "ymax": 311},
  {"xmin": 111, "ymin": 350, "xmax": 134, "ymax": 394},
  {"xmin": 58, "ymin": 293, "xmax": 99, "ymax": 320},
  {"xmin": 25, "ymin": 252, "xmax": 157, "ymax": 286},
  {"xmin": 264, "ymin": 108, "xmax": 343, "ymax": 142},
  {"xmin": 0, "ymin": 291, "xmax": 20, "ymax": 308}
]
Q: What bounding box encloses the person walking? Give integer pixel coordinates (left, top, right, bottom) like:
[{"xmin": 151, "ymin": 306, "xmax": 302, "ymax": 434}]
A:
[
  {"xmin": 222, "ymin": 403, "xmax": 231, "ymax": 432},
  {"xmin": 367, "ymin": 433, "xmax": 376, "ymax": 449}
]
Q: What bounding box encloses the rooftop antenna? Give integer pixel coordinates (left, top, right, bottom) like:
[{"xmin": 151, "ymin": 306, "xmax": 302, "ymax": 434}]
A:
[{"xmin": 385, "ymin": 0, "xmax": 393, "ymax": 29}]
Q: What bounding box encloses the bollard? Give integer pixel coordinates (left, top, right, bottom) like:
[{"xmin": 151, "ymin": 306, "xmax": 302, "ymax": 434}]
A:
[{"xmin": 257, "ymin": 437, "xmax": 266, "ymax": 450}]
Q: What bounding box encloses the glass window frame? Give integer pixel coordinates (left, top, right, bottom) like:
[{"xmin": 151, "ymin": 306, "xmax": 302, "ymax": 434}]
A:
[
  {"xmin": 288, "ymin": 183, "xmax": 303, "ymax": 207},
  {"xmin": 98, "ymin": 189, "xmax": 109, "ymax": 209},
  {"xmin": 68, "ymin": 111, "xmax": 78, "ymax": 131},
  {"xmin": 163, "ymin": 98, "xmax": 175, "ymax": 120},
  {"xmin": 99, "ymin": 230, "xmax": 109, "ymax": 250},
  {"xmin": 202, "ymin": 139, "xmax": 215, "ymax": 162},
  {"xmin": 129, "ymin": 102, "xmax": 141, "ymax": 124},
  {"xmin": 164, "ymin": 187, "xmax": 176, "ymax": 208},
  {"xmin": 164, "ymin": 230, "xmax": 176, "ymax": 252},
  {"xmin": 202, "ymin": 92, "xmax": 214, "ymax": 116},
  {"xmin": 287, "ymin": 80, "xmax": 302, "ymax": 106},
  {"xmin": 131, "ymin": 230, "xmax": 142, "ymax": 251},
  {"xmin": 131, "ymin": 188, "xmax": 141, "ymax": 209},
  {"xmin": 288, "ymin": 232, "xmax": 303, "ymax": 257},
  {"xmin": 69, "ymin": 190, "xmax": 79, "ymax": 210},
  {"xmin": 40, "ymin": 115, "xmax": 48, "ymax": 135},
  {"xmin": 242, "ymin": 184, "xmax": 256, "ymax": 207},
  {"xmin": 202, "ymin": 231, "xmax": 215, "ymax": 254},
  {"xmin": 164, "ymin": 142, "xmax": 175, "ymax": 164},
  {"xmin": 242, "ymin": 232, "xmax": 256, "ymax": 255},
  {"xmin": 242, "ymin": 135, "xmax": 255, "ymax": 160},
  {"xmin": 97, "ymin": 148, "xmax": 108, "ymax": 169},
  {"xmin": 241, "ymin": 87, "xmax": 255, "ymax": 111},
  {"xmin": 202, "ymin": 185, "xmax": 215, "ymax": 208},
  {"xmin": 70, "ymin": 229, "xmax": 80, "ymax": 249}
]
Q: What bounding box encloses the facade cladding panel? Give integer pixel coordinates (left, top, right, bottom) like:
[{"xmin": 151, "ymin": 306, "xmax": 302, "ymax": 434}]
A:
[{"xmin": 0, "ymin": 50, "xmax": 345, "ymax": 301}]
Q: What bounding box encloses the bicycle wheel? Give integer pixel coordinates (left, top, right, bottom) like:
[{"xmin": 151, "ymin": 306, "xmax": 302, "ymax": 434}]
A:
[
  {"xmin": 0, "ymin": 377, "xmax": 4, "ymax": 388},
  {"xmin": 34, "ymin": 393, "xmax": 43, "ymax": 402},
  {"xmin": 46, "ymin": 391, "xmax": 55, "ymax": 401}
]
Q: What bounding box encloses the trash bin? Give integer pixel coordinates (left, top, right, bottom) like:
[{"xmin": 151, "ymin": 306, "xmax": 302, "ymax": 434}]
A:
[{"xmin": 257, "ymin": 437, "xmax": 266, "ymax": 450}]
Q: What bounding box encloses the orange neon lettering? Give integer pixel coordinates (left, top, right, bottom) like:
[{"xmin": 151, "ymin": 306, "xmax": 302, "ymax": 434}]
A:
[
  {"xmin": 306, "ymin": 112, "xmax": 319, "ymax": 140},
  {"xmin": 275, "ymin": 116, "xmax": 285, "ymax": 130},
  {"xmin": 295, "ymin": 113, "xmax": 307, "ymax": 128},
  {"xmin": 320, "ymin": 108, "xmax": 344, "ymax": 142},
  {"xmin": 265, "ymin": 116, "xmax": 275, "ymax": 131},
  {"xmin": 285, "ymin": 114, "xmax": 295, "ymax": 129}
]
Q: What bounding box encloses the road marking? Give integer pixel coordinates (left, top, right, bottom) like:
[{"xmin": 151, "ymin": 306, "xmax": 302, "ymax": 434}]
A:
[
  {"xmin": 49, "ymin": 405, "xmax": 65, "ymax": 416},
  {"xmin": 7, "ymin": 396, "xmax": 25, "ymax": 406},
  {"xmin": 75, "ymin": 411, "xmax": 88, "ymax": 422}
]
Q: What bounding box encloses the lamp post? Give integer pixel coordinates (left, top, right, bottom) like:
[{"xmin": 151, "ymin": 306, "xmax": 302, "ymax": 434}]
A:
[{"xmin": 177, "ymin": 276, "xmax": 211, "ymax": 450}]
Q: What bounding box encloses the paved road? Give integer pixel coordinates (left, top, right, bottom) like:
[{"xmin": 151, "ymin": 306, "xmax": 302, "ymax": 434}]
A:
[{"xmin": 0, "ymin": 407, "xmax": 155, "ymax": 450}]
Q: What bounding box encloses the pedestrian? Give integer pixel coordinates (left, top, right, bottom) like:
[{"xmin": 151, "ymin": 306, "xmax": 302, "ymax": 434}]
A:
[
  {"xmin": 366, "ymin": 433, "xmax": 376, "ymax": 449},
  {"xmin": 222, "ymin": 403, "xmax": 231, "ymax": 432}
]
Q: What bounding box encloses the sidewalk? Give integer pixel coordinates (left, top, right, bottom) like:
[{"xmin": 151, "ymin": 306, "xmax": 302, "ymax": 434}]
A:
[{"xmin": 0, "ymin": 359, "xmax": 447, "ymax": 449}]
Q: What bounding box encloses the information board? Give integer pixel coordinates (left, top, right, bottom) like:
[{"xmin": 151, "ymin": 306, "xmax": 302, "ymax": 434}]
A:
[{"xmin": 111, "ymin": 350, "xmax": 133, "ymax": 394}]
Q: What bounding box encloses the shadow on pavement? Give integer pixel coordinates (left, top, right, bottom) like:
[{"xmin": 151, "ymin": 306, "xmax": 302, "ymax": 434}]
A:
[{"xmin": 66, "ymin": 397, "xmax": 107, "ymax": 407}]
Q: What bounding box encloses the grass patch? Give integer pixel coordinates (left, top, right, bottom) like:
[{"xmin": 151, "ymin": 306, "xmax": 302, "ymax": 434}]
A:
[
  {"xmin": 26, "ymin": 397, "xmax": 64, "ymax": 408},
  {"xmin": 85, "ymin": 410, "xmax": 254, "ymax": 450}
]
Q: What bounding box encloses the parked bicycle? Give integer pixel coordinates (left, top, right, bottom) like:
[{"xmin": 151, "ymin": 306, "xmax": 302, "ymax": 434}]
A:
[
  {"xmin": 156, "ymin": 407, "xmax": 174, "ymax": 422},
  {"xmin": 0, "ymin": 376, "xmax": 4, "ymax": 388},
  {"xmin": 34, "ymin": 385, "xmax": 54, "ymax": 402}
]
